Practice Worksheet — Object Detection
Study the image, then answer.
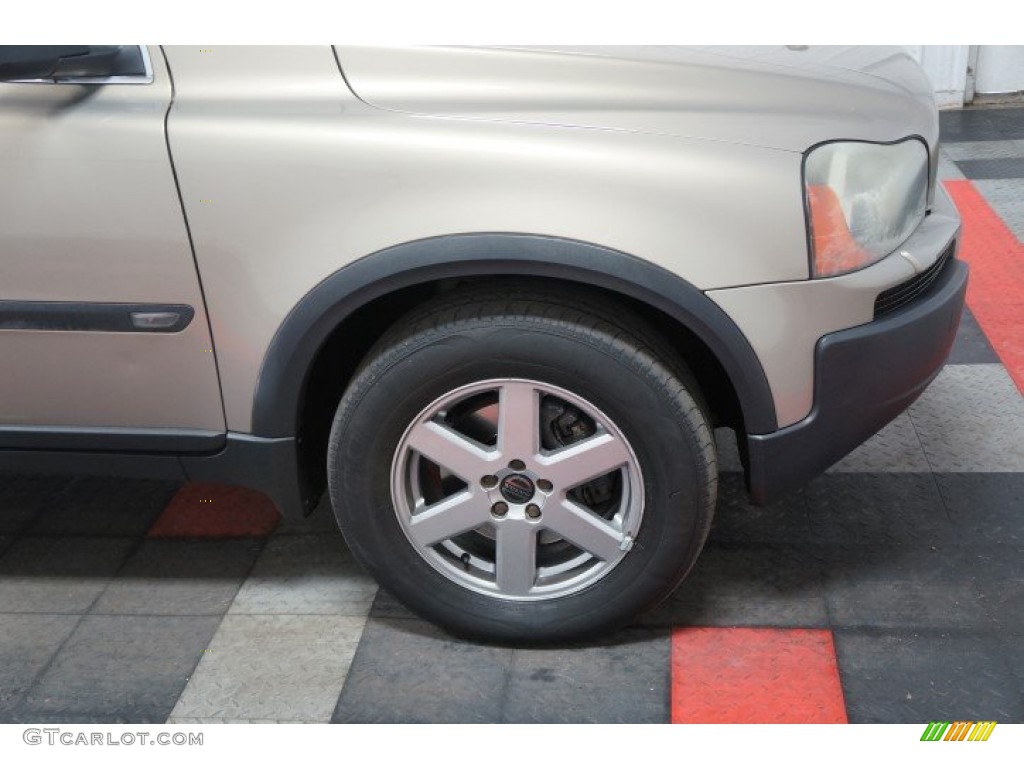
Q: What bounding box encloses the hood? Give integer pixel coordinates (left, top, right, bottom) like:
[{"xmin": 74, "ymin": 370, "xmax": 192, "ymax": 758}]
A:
[{"xmin": 335, "ymin": 45, "xmax": 939, "ymax": 154}]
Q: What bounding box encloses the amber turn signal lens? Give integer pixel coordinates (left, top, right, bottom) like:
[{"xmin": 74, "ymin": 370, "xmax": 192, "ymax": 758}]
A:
[{"xmin": 807, "ymin": 184, "xmax": 872, "ymax": 278}]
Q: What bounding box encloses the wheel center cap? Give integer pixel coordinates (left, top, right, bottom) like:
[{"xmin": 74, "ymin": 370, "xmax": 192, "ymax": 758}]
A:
[{"xmin": 499, "ymin": 474, "xmax": 535, "ymax": 504}]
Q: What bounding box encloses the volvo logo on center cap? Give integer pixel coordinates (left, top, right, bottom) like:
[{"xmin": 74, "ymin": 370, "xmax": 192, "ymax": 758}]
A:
[{"xmin": 499, "ymin": 474, "xmax": 535, "ymax": 504}]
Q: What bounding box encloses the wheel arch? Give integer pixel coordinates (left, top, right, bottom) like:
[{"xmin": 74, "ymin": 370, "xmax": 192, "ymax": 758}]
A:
[{"xmin": 252, "ymin": 233, "xmax": 778, "ymax": 444}]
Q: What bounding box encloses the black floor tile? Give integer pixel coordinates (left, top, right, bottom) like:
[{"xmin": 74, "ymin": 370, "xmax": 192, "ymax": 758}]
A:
[
  {"xmin": 941, "ymin": 107, "xmax": 1024, "ymax": 142},
  {"xmin": 933, "ymin": 473, "xmax": 1024, "ymax": 582},
  {"xmin": 948, "ymin": 307, "xmax": 1000, "ymax": 365},
  {"xmin": 706, "ymin": 473, "xmax": 819, "ymax": 548},
  {"xmin": 367, "ymin": 588, "xmax": 418, "ymax": 620},
  {"xmin": 0, "ymin": 536, "xmax": 138, "ymax": 613},
  {"xmin": 92, "ymin": 538, "xmax": 264, "ymax": 616},
  {"xmin": 27, "ymin": 477, "xmax": 179, "ymax": 537},
  {"xmin": 333, "ymin": 617, "xmax": 514, "ymax": 723},
  {"xmin": 834, "ymin": 630, "xmax": 1023, "ymax": 723},
  {"xmin": 502, "ymin": 627, "xmax": 670, "ymax": 723},
  {"xmin": 22, "ymin": 614, "xmax": 220, "ymax": 719},
  {"xmin": 803, "ymin": 474, "xmax": 963, "ymax": 579},
  {"xmin": 0, "ymin": 474, "xmax": 75, "ymax": 535},
  {"xmin": 955, "ymin": 157, "xmax": 1024, "ymax": 180},
  {"xmin": 640, "ymin": 544, "xmax": 827, "ymax": 628}
]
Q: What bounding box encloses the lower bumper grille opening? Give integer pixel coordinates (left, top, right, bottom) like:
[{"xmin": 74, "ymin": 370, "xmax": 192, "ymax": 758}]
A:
[{"xmin": 874, "ymin": 241, "xmax": 956, "ymax": 318}]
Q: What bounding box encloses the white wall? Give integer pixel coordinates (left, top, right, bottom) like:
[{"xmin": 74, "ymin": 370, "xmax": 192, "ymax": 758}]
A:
[
  {"xmin": 976, "ymin": 46, "xmax": 1024, "ymax": 94},
  {"xmin": 906, "ymin": 45, "xmax": 1024, "ymax": 109},
  {"xmin": 905, "ymin": 45, "xmax": 971, "ymax": 109}
]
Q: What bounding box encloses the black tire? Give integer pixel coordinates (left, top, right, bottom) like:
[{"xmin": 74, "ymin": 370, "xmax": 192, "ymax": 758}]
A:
[{"xmin": 327, "ymin": 283, "xmax": 717, "ymax": 644}]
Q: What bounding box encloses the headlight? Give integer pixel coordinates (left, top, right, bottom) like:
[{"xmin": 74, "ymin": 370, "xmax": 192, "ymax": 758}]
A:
[{"xmin": 804, "ymin": 139, "xmax": 929, "ymax": 278}]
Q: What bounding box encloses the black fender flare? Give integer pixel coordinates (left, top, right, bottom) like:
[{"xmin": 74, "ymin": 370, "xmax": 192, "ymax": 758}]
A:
[{"xmin": 251, "ymin": 234, "xmax": 778, "ymax": 436}]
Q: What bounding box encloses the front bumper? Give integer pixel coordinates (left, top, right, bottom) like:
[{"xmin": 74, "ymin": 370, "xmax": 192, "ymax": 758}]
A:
[{"xmin": 745, "ymin": 254, "xmax": 968, "ymax": 505}]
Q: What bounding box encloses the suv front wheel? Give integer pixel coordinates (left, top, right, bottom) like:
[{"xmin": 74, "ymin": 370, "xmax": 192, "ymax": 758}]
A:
[{"xmin": 327, "ymin": 285, "xmax": 717, "ymax": 643}]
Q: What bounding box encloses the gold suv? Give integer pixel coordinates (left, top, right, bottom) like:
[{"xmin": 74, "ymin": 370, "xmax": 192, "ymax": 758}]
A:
[{"xmin": 0, "ymin": 45, "xmax": 966, "ymax": 641}]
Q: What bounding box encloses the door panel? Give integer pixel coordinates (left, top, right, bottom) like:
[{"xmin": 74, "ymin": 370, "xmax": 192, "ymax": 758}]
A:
[{"xmin": 0, "ymin": 46, "xmax": 224, "ymax": 434}]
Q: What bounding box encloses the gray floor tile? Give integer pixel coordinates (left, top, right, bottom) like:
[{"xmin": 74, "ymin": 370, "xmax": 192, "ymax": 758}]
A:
[
  {"xmin": 909, "ymin": 365, "xmax": 1024, "ymax": 472},
  {"xmin": 333, "ymin": 617, "xmax": 513, "ymax": 723},
  {"xmin": 948, "ymin": 307, "xmax": 1001, "ymax": 365},
  {"xmin": 972, "ymin": 177, "xmax": 1024, "ymax": 241},
  {"xmin": 828, "ymin": 413, "xmax": 930, "ymax": 473},
  {"xmin": 171, "ymin": 614, "xmax": 365, "ymax": 722},
  {"xmin": 0, "ymin": 474, "xmax": 75, "ymax": 535},
  {"xmin": 93, "ymin": 539, "xmax": 263, "ymax": 616},
  {"xmin": 25, "ymin": 614, "xmax": 220, "ymax": 719},
  {"xmin": 502, "ymin": 628, "xmax": 670, "ymax": 723},
  {"xmin": 0, "ymin": 614, "xmax": 79, "ymax": 714},
  {"xmin": 0, "ymin": 537, "xmax": 137, "ymax": 613},
  {"xmin": 937, "ymin": 151, "xmax": 966, "ymax": 181},
  {"xmin": 641, "ymin": 545, "xmax": 827, "ymax": 628},
  {"xmin": 942, "ymin": 139, "xmax": 1024, "ymax": 161},
  {"xmin": 27, "ymin": 477, "xmax": 179, "ymax": 537},
  {"xmin": 229, "ymin": 533, "xmax": 376, "ymax": 616},
  {"xmin": 835, "ymin": 630, "xmax": 1023, "ymax": 723}
]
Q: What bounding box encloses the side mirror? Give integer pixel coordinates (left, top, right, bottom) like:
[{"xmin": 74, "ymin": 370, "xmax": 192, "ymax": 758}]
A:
[{"xmin": 0, "ymin": 46, "xmax": 137, "ymax": 82}]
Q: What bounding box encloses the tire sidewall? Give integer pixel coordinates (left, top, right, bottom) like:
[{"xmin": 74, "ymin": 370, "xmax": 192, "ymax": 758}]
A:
[{"xmin": 330, "ymin": 317, "xmax": 714, "ymax": 643}]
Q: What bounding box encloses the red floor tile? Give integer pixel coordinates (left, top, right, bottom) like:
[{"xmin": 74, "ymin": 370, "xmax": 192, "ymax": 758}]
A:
[
  {"xmin": 944, "ymin": 180, "xmax": 1024, "ymax": 394},
  {"xmin": 671, "ymin": 627, "xmax": 848, "ymax": 723},
  {"xmin": 146, "ymin": 482, "xmax": 280, "ymax": 538}
]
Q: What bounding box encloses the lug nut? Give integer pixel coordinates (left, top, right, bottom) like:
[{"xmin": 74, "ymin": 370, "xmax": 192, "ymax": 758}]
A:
[
  {"xmin": 536, "ymin": 479, "xmax": 553, "ymax": 493},
  {"xmin": 526, "ymin": 504, "xmax": 542, "ymax": 519},
  {"xmin": 481, "ymin": 474, "xmax": 498, "ymax": 489},
  {"xmin": 508, "ymin": 459, "xmax": 526, "ymax": 471},
  {"xmin": 491, "ymin": 501, "xmax": 509, "ymax": 518}
]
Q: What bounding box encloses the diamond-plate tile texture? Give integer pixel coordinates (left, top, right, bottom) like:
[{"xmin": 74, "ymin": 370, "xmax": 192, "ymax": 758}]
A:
[
  {"xmin": 937, "ymin": 150, "xmax": 966, "ymax": 181},
  {"xmin": 948, "ymin": 307, "xmax": 1001, "ymax": 365},
  {"xmin": 0, "ymin": 614, "xmax": 79, "ymax": 714},
  {"xmin": 834, "ymin": 630, "xmax": 1024, "ymax": 723},
  {"xmin": 22, "ymin": 614, "xmax": 220, "ymax": 721},
  {"xmin": 170, "ymin": 614, "xmax": 365, "ymax": 722},
  {"xmin": 671, "ymin": 627, "xmax": 847, "ymax": 723},
  {"xmin": 92, "ymin": 539, "xmax": 263, "ymax": 616},
  {"xmin": 934, "ymin": 472, "xmax": 1024, "ymax": 584},
  {"xmin": 940, "ymin": 107, "xmax": 1024, "ymax": 142},
  {"xmin": 942, "ymin": 139, "xmax": 1024, "ymax": 161},
  {"xmin": 956, "ymin": 157, "xmax": 1024, "ymax": 180},
  {"xmin": 908, "ymin": 364, "xmax": 1024, "ymax": 471},
  {"xmin": 0, "ymin": 536, "xmax": 136, "ymax": 613},
  {"xmin": 228, "ymin": 533, "xmax": 376, "ymax": 616},
  {"xmin": 642, "ymin": 544, "xmax": 828, "ymax": 628},
  {"xmin": 829, "ymin": 413, "xmax": 930, "ymax": 472},
  {"xmin": 972, "ymin": 178, "xmax": 1024, "ymax": 242},
  {"xmin": 333, "ymin": 616, "xmax": 513, "ymax": 723},
  {"xmin": 502, "ymin": 628, "xmax": 670, "ymax": 723}
]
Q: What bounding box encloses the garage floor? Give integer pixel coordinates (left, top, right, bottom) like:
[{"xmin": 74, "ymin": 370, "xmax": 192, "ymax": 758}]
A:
[{"xmin": 1, "ymin": 107, "xmax": 1022, "ymax": 725}]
